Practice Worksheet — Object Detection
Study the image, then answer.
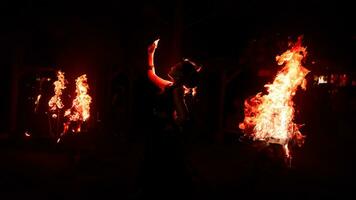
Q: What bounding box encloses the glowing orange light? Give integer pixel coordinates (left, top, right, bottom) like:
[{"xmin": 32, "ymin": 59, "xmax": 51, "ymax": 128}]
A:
[
  {"xmin": 48, "ymin": 71, "xmax": 66, "ymax": 116},
  {"xmin": 183, "ymin": 86, "xmax": 197, "ymax": 97},
  {"xmin": 239, "ymin": 36, "xmax": 309, "ymax": 159},
  {"xmin": 62, "ymin": 74, "xmax": 92, "ymax": 135}
]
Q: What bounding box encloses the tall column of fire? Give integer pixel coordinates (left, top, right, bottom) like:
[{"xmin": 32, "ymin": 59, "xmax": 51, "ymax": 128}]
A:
[
  {"xmin": 48, "ymin": 71, "xmax": 67, "ymax": 138},
  {"xmin": 239, "ymin": 36, "xmax": 310, "ymax": 161},
  {"xmin": 61, "ymin": 74, "xmax": 92, "ymax": 140}
]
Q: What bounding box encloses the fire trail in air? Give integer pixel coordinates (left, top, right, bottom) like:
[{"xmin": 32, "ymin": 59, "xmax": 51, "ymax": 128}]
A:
[{"xmin": 239, "ymin": 36, "xmax": 310, "ymax": 159}]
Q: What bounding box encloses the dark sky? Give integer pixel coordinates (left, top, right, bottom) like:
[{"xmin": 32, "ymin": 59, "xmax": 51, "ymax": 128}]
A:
[
  {"xmin": 0, "ymin": 0, "xmax": 354, "ymax": 132},
  {"xmin": 0, "ymin": 0, "xmax": 353, "ymax": 65}
]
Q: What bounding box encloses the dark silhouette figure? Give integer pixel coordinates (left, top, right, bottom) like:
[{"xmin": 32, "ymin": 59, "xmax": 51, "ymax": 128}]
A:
[{"xmin": 137, "ymin": 39, "xmax": 201, "ymax": 199}]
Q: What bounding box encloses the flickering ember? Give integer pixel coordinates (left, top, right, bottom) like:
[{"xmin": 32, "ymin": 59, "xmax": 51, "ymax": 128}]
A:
[{"xmin": 239, "ymin": 36, "xmax": 310, "ymax": 160}]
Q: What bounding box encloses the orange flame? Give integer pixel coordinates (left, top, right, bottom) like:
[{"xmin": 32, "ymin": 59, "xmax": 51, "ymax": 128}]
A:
[
  {"xmin": 183, "ymin": 86, "xmax": 197, "ymax": 97},
  {"xmin": 63, "ymin": 74, "xmax": 92, "ymax": 134},
  {"xmin": 239, "ymin": 36, "xmax": 309, "ymax": 158},
  {"xmin": 48, "ymin": 71, "xmax": 66, "ymax": 116}
]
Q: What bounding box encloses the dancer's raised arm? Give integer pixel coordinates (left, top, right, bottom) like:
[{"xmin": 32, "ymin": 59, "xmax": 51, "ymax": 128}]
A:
[{"xmin": 147, "ymin": 39, "xmax": 173, "ymax": 91}]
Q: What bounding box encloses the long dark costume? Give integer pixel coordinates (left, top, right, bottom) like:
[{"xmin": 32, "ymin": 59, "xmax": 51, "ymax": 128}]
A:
[
  {"xmin": 139, "ymin": 83, "xmax": 192, "ymax": 199},
  {"xmin": 136, "ymin": 40, "xmax": 199, "ymax": 199}
]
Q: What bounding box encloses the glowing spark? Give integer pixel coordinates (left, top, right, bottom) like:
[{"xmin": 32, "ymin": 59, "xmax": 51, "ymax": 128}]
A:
[{"xmin": 24, "ymin": 131, "xmax": 31, "ymax": 137}]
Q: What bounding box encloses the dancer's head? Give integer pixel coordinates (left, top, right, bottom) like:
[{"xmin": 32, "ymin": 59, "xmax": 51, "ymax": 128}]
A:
[{"xmin": 168, "ymin": 59, "xmax": 201, "ymax": 88}]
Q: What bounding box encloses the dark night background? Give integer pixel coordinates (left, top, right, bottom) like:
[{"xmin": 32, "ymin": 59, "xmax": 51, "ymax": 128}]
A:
[{"xmin": 0, "ymin": 0, "xmax": 355, "ymax": 199}]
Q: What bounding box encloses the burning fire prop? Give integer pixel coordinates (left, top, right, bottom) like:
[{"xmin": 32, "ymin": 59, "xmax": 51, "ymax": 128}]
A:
[
  {"xmin": 239, "ymin": 36, "xmax": 310, "ymax": 163},
  {"xmin": 60, "ymin": 74, "xmax": 92, "ymax": 141},
  {"xmin": 47, "ymin": 71, "xmax": 92, "ymax": 143},
  {"xmin": 48, "ymin": 71, "xmax": 67, "ymax": 118}
]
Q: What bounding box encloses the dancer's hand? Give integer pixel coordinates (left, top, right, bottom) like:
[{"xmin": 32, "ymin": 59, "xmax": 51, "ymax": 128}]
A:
[
  {"xmin": 148, "ymin": 39, "xmax": 159, "ymax": 54},
  {"xmin": 148, "ymin": 39, "xmax": 159, "ymax": 69}
]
